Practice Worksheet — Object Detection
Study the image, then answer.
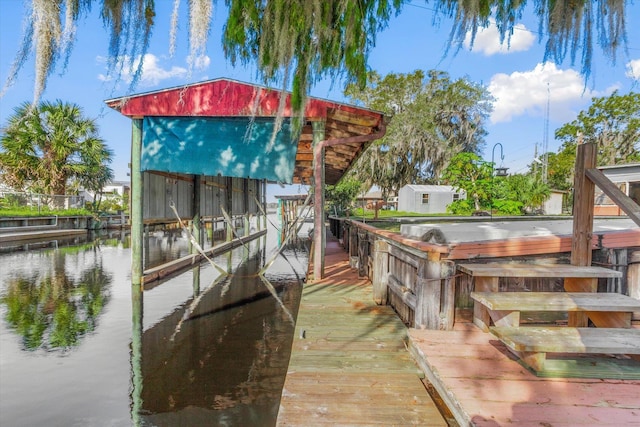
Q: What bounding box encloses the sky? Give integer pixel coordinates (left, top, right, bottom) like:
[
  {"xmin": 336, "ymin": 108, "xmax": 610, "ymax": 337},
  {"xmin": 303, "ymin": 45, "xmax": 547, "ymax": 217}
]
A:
[{"xmin": 1, "ymin": 0, "xmax": 639, "ymax": 202}]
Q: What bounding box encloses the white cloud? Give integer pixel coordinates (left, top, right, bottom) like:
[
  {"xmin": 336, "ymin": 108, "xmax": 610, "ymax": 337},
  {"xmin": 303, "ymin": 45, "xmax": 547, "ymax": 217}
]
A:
[
  {"xmin": 626, "ymin": 59, "xmax": 640, "ymax": 80},
  {"xmin": 488, "ymin": 63, "xmax": 618, "ymax": 123},
  {"xmin": 464, "ymin": 22, "xmax": 535, "ymax": 56},
  {"xmin": 188, "ymin": 54, "xmax": 211, "ymax": 71},
  {"xmin": 97, "ymin": 53, "xmax": 188, "ymax": 87}
]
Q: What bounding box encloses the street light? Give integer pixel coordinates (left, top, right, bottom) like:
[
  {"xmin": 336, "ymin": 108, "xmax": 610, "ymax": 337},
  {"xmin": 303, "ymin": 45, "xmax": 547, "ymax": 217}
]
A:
[
  {"xmin": 492, "ymin": 143, "xmax": 508, "ymax": 176},
  {"xmin": 490, "ymin": 143, "xmax": 508, "ymax": 219}
]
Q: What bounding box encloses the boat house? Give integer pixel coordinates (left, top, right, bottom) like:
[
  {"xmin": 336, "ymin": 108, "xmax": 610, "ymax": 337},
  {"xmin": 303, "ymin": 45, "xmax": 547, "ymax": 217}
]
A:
[{"xmin": 106, "ymin": 77, "xmax": 387, "ymax": 285}]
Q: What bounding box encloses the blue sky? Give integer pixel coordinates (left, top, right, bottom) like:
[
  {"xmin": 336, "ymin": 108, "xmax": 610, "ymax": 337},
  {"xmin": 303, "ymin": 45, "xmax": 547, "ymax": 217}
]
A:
[{"xmin": 1, "ymin": 0, "xmax": 639, "ymax": 202}]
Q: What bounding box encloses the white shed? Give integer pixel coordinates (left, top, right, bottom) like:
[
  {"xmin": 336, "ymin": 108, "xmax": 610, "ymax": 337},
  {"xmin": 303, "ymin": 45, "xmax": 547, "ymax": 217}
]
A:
[
  {"xmin": 543, "ymin": 190, "xmax": 567, "ymax": 215},
  {"xmin": 397, "ymin": 185, "xmax": 465, "ymax": 214}
]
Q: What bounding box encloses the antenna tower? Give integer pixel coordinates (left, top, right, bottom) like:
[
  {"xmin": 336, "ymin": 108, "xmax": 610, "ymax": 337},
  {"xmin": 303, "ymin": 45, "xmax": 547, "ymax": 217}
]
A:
[{"xmin": 542, "ymin": 82, "xmax": 550, "ymax": 183}]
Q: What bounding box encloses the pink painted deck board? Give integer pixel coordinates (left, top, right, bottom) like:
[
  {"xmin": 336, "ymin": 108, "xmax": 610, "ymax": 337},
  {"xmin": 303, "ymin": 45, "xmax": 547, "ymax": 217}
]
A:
[{"xmin": 409, "ymin": 324, "xmax": 640, "ymax": 426}]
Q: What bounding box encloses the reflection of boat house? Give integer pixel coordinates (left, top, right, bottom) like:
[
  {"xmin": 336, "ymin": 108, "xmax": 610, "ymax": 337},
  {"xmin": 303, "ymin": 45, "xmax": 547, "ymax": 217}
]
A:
[
  {"xmin": 106, "ymin": 78, "xmax": 387, "ymax": 284},
  {"xmin": 595, "ymin": 163, "xmax": 640, "ymax": 216}
]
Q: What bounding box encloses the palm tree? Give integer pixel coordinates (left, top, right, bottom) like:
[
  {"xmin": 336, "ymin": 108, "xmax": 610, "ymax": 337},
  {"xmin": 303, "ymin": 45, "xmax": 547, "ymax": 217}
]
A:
[
  {"xmin": 505, "ymin": 174, "xmax": 551, "ymax": 214},
  {"xmin": 0, "ymin": 100, "xmax": 113, "ymax": 207}
]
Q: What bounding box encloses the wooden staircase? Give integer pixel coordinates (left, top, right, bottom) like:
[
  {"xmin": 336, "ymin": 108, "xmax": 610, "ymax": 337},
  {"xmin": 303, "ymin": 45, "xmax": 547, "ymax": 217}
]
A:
[{"xmin": 460, "ymin": 263, "xmax": 640, "ymax": 377}]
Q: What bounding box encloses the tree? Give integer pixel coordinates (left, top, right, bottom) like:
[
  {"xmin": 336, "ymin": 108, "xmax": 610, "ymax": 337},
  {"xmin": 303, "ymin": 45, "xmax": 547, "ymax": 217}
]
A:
[
  {"xmin": 0, "ymin": 101, "xmax": 113, "ymax": 206},
  {"xmin": 324, "ymin": 177, "xmax": 364, "ymax": 217},
  {"xmin": 544, "ymin": 91, "xmax": 640, "ymax": 190},
  {"xmin": 556, "ymin": 91, "xmax": 640, "ymax": 165},
  {"xmin": 500, "ymin": 174, "xmax": 551, "ymax": 214},
  {"xmin": 345, "ymin": 70, "xmax": 491, "ymax": 197},
  {"xmin": 543, "ymin": 149, "xmax": 576, "ymax": 191},
  {"xmin": 3, "ymin": 1, "xmax": 630, "ymax": 112},
  {"xmin": 440, "ymin": 152, "xmax": 493, "ymax": 212}
]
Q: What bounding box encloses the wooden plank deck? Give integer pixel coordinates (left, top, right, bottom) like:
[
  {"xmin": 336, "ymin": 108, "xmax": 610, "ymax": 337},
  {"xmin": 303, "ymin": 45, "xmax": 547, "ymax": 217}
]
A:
[
  {"xmin": 409, "ymin": 323, "xmax": 640, "ymax": 426},
  {"xmin": 277, "ymin": 237, "xmax": 447, "ymax": 426}
]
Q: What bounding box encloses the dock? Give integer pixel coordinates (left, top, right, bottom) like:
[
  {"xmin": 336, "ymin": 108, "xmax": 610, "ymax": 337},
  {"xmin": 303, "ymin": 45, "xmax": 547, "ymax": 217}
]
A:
[
  {"xmin": 277, "ymin": 236, "xmax": 447, "ymax": 426},
  {"xmin": 409, "ymin": 324, "xmax": 640, "ymax": 426},
  {"xmin": 0, "ymin": 228, "xmax": 88, "ymax": 244},
  {"xmin": 277, "ymin": 229, "xmax": 640, "ymax": 426}
]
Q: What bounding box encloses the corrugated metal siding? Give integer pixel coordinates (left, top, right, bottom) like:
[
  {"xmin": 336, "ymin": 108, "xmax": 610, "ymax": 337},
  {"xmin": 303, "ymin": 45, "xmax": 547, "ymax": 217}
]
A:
[{"xmin": 142, "ymin": 172, "xmax": 262, "ymax": 220}]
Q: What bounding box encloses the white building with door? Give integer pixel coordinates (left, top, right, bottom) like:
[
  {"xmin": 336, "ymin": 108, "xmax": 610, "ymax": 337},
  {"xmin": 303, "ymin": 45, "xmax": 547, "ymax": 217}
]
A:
[{"xmin": 397, "ymin": 185, "xmax": 465, "ymax": 214}]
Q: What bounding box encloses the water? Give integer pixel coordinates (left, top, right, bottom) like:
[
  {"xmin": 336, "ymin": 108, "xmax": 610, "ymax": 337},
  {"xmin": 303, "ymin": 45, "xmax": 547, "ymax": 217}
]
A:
[{"xmin": 0, "ymin": 221, "xmax": 310, "ymax": 426}]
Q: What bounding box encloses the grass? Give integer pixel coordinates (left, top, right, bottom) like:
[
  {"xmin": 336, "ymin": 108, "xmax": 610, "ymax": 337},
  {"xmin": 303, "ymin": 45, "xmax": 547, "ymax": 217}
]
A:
[
  {"xmin": 0, "ymin": 207, "xmax": 93, "ymax": 217},
  {"xmin": 349, "ymin": 208, "xmax": 462, "ymax": 219}
]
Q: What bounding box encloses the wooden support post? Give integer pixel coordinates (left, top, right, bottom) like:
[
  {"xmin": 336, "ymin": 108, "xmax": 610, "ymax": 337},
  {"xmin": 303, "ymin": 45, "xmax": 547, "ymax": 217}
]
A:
[
  {"xmin": 130, "ymin": 276, "xmax": 143, "ymax": 424},
  {"xmin": 261, "ymin": 180, "xmax": 267, "ymax": 231},
  {"xmin": 243, "ymin": 178, "xmax": 250, "ymax": 237},
  {"xmin": 472, "ymin": 276, "xmax": 499, "ymax": 331},
  {"xmin": 415, "ymin": 258, "xmax": 441, "ymax": 329},
  {"xmin": 567, "ymin": 142, "xmax": 597, "ymax": 327},
  {"xmin": 630, "ymin": 250, "xmax": 640, "ymax": 321},
  {"xmin": 358, "ymin": 229, "xmax": 368, "ymax": 277},
  {"xmin": 440, "ymin": 261, "xmax": 457, "ymax": 330},
  {"xmin": 192, "ymin": 175, "xmax": 201, "ymax": 254},
  {"xmin": 312, "ymin": 120, "xmax": 326, "ymax": 280},
  {"xmin": 349, "ymin": 223, "xmax": 358, "ymax": 268},
  {"xmin": 225, "ymin": 177, "xmax": 233, "ymax": 242},
  {"xmin": 192, "ymin": 264, "xmax": 201, "ymax": 295},
  {"xmin": 571, "ymin": 142, "xmax": 597, "ymax": 267},
  {"xmin": 131, "ymin": 118, "xmax": 144, "ymax": 288},
  {"xmin": 372, "ymin": 240, "xmax": 389, "ymax": 305},
  {"xmin": 130, "ymin": 118, "xmax": 144, "ymax": 423},
  {"xmin": 342, "ymin": 222, "xmax": 348, "ymax": 250}
]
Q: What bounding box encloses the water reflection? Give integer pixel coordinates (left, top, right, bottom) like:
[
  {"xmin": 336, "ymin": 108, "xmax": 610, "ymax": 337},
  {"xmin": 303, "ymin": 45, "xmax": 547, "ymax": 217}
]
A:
[
  {"xmin": 1, "ymin": 244, "xmax": 112, "ymax": 351},
  {"xmin": 131, "ymin": 237, "xmax": 306, "ymax": 426},
  {"xmin": 0, "ymin": 220, "xmax": 310, "ymax": 427}
]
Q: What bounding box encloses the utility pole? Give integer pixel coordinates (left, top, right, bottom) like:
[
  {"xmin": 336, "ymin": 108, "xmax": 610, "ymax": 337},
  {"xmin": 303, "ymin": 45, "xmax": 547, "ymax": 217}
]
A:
[{"xmin": 542, "ymin": 82, "xmax": 550, "ymax": 184}]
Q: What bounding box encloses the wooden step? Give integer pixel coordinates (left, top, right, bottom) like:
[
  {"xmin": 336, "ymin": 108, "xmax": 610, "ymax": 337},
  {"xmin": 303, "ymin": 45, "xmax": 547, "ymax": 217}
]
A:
[
  {"xmin": 490, "ymin": 326, "xmax": 640, "ymax": 373},
  {"xmin": 471, "ymin": 291, "xmax": 640, "ymax": 331},
  {"xmin": 458, "ymin": 263, "xmax": 622, "ymax": 279},
  {"xmin": 471, "ymin": 291, "xmax": 640, "ymax": 312},
  {"xmin": 491, "ymin": 326, "xmax": 640, "ymax": 354},
  {"xmin": 460, "ymin": 265, "xmax": 623, "ymax": 329}
]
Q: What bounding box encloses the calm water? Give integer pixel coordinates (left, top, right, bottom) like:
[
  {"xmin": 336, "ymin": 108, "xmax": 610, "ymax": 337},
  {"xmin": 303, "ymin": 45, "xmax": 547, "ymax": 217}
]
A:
[{"xmin": 0, "ymin": 220, "xmax": 309, "ymax": 426}]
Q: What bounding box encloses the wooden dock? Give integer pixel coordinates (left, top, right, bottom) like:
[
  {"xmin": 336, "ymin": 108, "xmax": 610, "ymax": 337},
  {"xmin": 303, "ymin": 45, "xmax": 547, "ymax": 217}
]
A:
[
  {"xmin": 409, "ymin": 324, "xmax": 640, "ymax": 426},
  {"xmin": 277, "ymin": 237, "xmax": 447, "ymax": 426},
  {"xmin": 0, "ymin": 228, "xmax": 88, "ymax": 243}
]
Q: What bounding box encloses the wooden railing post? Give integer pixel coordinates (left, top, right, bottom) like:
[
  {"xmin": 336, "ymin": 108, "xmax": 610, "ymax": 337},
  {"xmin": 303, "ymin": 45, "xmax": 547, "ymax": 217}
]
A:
[
  {"xmin": 440, "ymin": 260, "xmax": 457, "ymax": 330},
  {"xmin": 629, "ymin": 250, "xmax": 640, "ymax": 322},
  {"xmin": 415, "ymin": 256, "xmax": 441, "ymax": 329},
  {"xmin": 358, "ymin": 229, "xmax": 368, "ymax": 277},
  {"xmin": 416, "ymin": 255, "xmax": 457, "ymax": 330},
  {"xmin": 372, "ymin": 239, "xmax": 389, "ymax": 305},
  {"xmin": 566, "ymin": 142, "xmax": 597, "ymax": 326},
  {"xmin": 349, "ymin": 223, "xmax": 358, "ymax": 268}
]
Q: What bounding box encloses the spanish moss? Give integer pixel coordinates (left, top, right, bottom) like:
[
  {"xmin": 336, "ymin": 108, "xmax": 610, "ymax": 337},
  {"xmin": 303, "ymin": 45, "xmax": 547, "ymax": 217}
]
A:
[
  {"xmin": 439, "ymin": 0, "xmax": 628, "ymax": 82},
  {"xmin": 1, "ymin": 0, "xmax": 631, "ymax": 108}
]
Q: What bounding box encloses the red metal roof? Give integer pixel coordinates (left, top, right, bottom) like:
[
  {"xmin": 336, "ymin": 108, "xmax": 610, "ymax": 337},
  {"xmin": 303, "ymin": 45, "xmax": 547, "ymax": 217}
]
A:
[{"xmin": 105, "ymin": 77, "xmax": 382, "ymax": 122}]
